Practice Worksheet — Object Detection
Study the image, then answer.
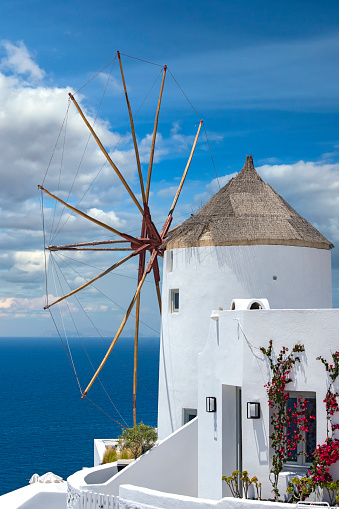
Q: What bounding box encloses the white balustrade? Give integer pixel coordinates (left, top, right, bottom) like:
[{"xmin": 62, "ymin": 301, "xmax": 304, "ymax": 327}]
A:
[{"xmin": 81, "ymin": 490, "xmax": 118, "ymax": 509}]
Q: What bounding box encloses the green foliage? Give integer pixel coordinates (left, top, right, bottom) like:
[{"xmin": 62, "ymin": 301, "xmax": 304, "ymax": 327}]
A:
[
  {"xmin": 286, "ymin": 477, "xmax": 314, "ymax": 502},
  {"xmin": 102, "ymin": 446, "xmax": 118, "ymax": 464},
  {"xmin": 321, "ymin": 480, "xmax": 339, "ymax": 506},
  {"xmin": 117, "ymin": 422, "xmax": 157, "ymax": 460},
  {"xmin": 222, "ymin": 471, "xmax": 241, "ymax": 498},
  {"xmin": 118, "ymin": 448, "xmax": 134, "ymax": 460},
  {"xmin": 101, "ymin": 445, "xmax": 134, "ymax": 464},
  {"xmin": 222, "ymin": 470, "xmax": 261, "ymax": 499}
]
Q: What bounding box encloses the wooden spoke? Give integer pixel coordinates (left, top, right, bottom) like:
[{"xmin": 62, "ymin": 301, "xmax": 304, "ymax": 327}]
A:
[
  {"xmin": 133, "ymin": 293, "xmax": 141, "ymax": 427},
  {"xmin": 169, "ymin": 120, "xmax": 203, "ymax": 215},
  {"xmin": 39, "ymin": 186, "xmax": 139, "ymax": 244},
  {"xmin": 151, "ymin": 256, "xmax": 161, "ymax": 313},
  {"xmin": 45, "ymin": 252, "xmax": 135, "ymax": 310},
  {"xmin": 81, "ymin": 249, "xmax": 158, "ymax": 398},
  {"xmin": 47, "ymin": 247, "xmax": 134, "ymax": 252},
  {"xmin": 155, "ymin": 283, "xmax": 162, "ymax": 314},
  {"xmin": 167, "ymin": 224, "xmax": 181, "ymax": 234},
  {"xmin": 47, "ymin": 240, "xmax": 131, "ymax": 249},
  {"xmin": 117, "ymin": 51, "xmax": 146, "ymax": 205},
  {"xmin": 145, "ymin": 66, "xmax": 167, "ymax": 203},
  {"xmin": 68, "ymin": 93, "xmax": 144, "ymax": 215}
]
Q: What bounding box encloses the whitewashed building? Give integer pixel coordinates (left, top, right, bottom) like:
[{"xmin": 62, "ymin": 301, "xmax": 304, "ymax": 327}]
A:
[
  {"xmin": 63, "ymin": 156, "xmax": 336, "ymax": 508},
  {"xmin": 3, "ymin": 156, "xmax": 339, "ymax": 509},
  {"xmin": 158, "ymin": 155, "xmax": 333, "ymax": 439}
]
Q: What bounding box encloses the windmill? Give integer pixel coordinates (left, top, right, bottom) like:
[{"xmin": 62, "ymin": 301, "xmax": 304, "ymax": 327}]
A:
[{"xmin": 39, "ymin": 51, "xmax": 203, "ymax": 427}]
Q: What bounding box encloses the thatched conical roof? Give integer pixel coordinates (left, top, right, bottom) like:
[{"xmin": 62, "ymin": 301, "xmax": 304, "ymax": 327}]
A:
[{"xmin": 166, "ymin": 155, "xmax": 333, "ymax": 250}]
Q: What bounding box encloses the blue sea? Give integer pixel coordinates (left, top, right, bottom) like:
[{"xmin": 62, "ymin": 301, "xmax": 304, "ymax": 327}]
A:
[{"xmin": 0, "ymin": 336, "xmax": 160, "ymax": 496}]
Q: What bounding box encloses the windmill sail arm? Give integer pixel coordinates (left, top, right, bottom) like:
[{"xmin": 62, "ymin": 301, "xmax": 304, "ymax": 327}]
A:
[
  {"xmin": 117, "ymin": 51, "xmax": 146, "ymax": 205},
  {"xmin": 47, "ymin": 247, "xmax": 134, "ymax": 251},
  {"xmin": 81, "ymin": 248, "xmax": 158, "ymax": 399},
  {"xmin": 47, "ymin": 240, "xmax": 131, "ymax": 249},
  {"xmin": 38, "ymin": 186, "xmax": 140, "ymax": 244},
  {"xmin": 68, "ymin": 93, "xmax": 144, "ymax": 215},
  {"xmin": 45, "ymin": 252, "xmax": 136, "ymax": 310},
  {"xmin": 145, "ymin": 66, "xmax": 167, "ymax": 203}
]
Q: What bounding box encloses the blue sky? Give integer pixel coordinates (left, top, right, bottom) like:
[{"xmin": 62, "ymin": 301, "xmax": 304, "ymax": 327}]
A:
[{"xmin": 0, "ymin": 0, "xmax": 339, "ymax": 337}]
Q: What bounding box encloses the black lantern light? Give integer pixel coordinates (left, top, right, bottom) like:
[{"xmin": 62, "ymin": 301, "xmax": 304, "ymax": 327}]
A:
[
  {"xmin": 206, "ymin": 397, "xmax": 217, "ymax": 412},
  {"xmin": 247, "ymin": 402, "xmax": 260, "ymax": 419}
]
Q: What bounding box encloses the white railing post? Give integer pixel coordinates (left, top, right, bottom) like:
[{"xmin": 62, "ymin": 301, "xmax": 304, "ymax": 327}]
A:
[{"xmin": 75, "ymin": 490, "xmax": 118, "ymax": 509}]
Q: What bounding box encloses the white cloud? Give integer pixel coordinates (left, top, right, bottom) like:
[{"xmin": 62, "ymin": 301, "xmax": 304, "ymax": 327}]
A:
[
  {"xmin": 0, "ymin": 40, "xmax": 45, "ymax": 81},
  {"xmin": 98, "ymin": 73, "xmax": 123, "ymax": 95},
  {"xmin": 87, "ymin": 208, "xmax": 127, "ymax": 229},
  {"xmin": 0, "ymin": 293, "xmax": 76, "ymax": 315},
  {"xmin": 258, "ymin": 160, "xmax": 339, "ymax": 245},
  {"xmin": 14, "ymin": 250, "xmax": 45, "ymax": 273},
  {"xmin": 84, "ymin": 305, "xmax": 109, "ymax": 312},
  {"xmin": 193, "ymin": 160, "xmax": 339, "ymax": 267},
  {"xmin": 157, "ymin": 186, "xmax": 179, "ymax": 199},
  {"xmin": 193, "ymin": 172, "xmax": 237, "ymax": 207}
]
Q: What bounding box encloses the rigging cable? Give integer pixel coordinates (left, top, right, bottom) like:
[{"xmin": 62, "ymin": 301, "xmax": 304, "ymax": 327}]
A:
[
  {"xmin": 53, "ymin": 251, "xmax": 160, "ymax": 335},
  {"xmin": 119, "ymin": 53, "xmax": 163, "ymax": 67},
  {"xmin": 49, "ymin": 106, "xmax": 69, "ymax": 246},
  {"xmin": 51, "ymin": 252, "xmax": 158, "ymax": 399},
  {"xmin": 203, "ymin": 122, "xmax": 220, "ymax": 190},
  {"xmin": 167, "ymin": 68, "xmax": 201, "ymax": 120},
  {"xmin": 48, "ymin": 305, "xmax": 126, "ymax": 428},
  {"xmin": 75, "ymin": 53, "xmax": 118, "ymax": 95},
  {"xmin": 51, "ymin": 58, "xmax": 117, "ymax": 243},
  {"xmin": 55, "ymin": 251, "xmax": 155, "ymax": 284},
  {"xmin": 50, "ymin": 255, "xmax": 83, "ymax": 394},
  {"xmin": 52, "ymin": 257, "xmax": 129, "ymax": 426},
  {"xmin": 42, "ymin": 99, "xmax": 71, "ymax": 186},
  {"xmin": 49, "ymin": 255, "xmax": 130, "ymax": 426},
  {"xmin": 40, "ymin": 190, "xmax": 49, "ymax": 309},
  {"xmin": 51, "ymin": 66, "xmax": 164, "ymax": 243}
]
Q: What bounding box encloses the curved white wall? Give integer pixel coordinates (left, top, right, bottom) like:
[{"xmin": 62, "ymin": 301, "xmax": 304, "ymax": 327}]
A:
[{"xmin": 158, "ymin": 244, "xmax": 332, "ymax": 439}]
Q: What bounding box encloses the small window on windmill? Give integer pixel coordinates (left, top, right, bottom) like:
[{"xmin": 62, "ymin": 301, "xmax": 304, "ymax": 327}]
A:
[
  {"xmin": 166, "ymin": 250, "xmax": 173, "ymax": 273},
  {"xmin": 170, "ymin": 289, "xmax": 179, "ymax": 313}
]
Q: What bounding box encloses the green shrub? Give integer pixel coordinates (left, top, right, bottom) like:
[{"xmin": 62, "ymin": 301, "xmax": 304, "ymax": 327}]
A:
[{"xmin": 117, "ymin": 422, "xmax": 157, "ymax": 460}]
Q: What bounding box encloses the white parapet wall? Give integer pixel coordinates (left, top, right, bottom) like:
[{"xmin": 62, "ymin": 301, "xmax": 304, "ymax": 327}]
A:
[
  {"xmin": 0, "ymin": 482, "xmax": 67, "ymax": 509},
  {"xmin": 94, "ymin": 439, "xmax": 118, "ymax": 466},
  {"xmin": 119, "ymin": 485, "xmax": 293, "ymax": 509},
  {"xmin": 67, "ymin": 417, "xmax": 198, "ymax": 498}
]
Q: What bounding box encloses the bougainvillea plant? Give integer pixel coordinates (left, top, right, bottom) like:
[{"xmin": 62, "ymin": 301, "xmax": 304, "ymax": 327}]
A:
[
  {"xmin": 260, "ymin": 340, "xmax": 306, "ymax": 500},
  {"xmin": 317, "ymin": 351, "xmax": 339, "ymax": 439},
  {"xmin": 308, "ymin": 351, "xmax": 339, "ymax": 494}
]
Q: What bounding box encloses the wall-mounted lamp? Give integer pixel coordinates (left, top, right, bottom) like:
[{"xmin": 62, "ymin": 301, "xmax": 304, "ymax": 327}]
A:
[
  {"xmin": 206, "ymin": 397, "xmax": 217, "ymax": 412},
  {"xmin": 247, "ymin": 402, "xmax": 260, "ymax": 419},
  {"xmin": 210, "ymin": 312, "xmax": 219, "ymax": 321}
]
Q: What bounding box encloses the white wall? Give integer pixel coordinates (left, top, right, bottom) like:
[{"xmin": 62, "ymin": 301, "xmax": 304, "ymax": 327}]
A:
[
  {"xmin": 94, "ymin": 439, "xmax": 118, "ymax": 467},
  {"xmin": 198, "ymin": 308, "xmax": 339, "ymax": 501},
  {"xmin": 68, "ymin": 418, "xmax": 198, "ymax": 498},
  {"xmin": 158, "ymin": 244, "xmax": 332, "ymax": 439},
  {"xmin": 119, "ymin": 484, "xmax": 292, "ymax": 509},
  {"xmin": 0, "ymin": 483, "xmax": 67, "ymax": 509}
]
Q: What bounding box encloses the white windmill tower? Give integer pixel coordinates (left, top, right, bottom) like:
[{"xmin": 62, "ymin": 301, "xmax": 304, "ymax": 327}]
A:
[{"xmin": 158, "ymin": 155, "xmax": 333, "ymax": 439}]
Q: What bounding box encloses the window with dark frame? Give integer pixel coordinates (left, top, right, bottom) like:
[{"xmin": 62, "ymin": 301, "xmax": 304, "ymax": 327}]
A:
[
  {"xmin": 286, "ymin": 392, "xmax": 316, "ymax": 466},
  {"xmin": 170, "ymin": 289, "xmax": 179, "ymax": 313},
  {"xmin": 183, "ymin": 408, "xmax": 197, "ymax": 424}
]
